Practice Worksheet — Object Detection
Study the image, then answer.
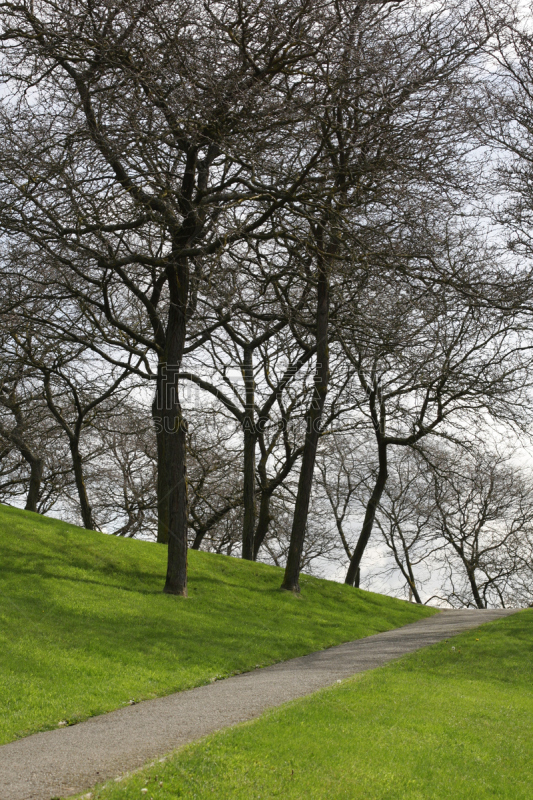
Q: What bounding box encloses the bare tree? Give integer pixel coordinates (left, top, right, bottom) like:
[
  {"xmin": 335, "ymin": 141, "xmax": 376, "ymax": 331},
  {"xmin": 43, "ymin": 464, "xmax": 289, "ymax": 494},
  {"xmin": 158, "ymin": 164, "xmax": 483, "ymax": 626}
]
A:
[
  {"xmin": 374, "ymin": 449, "xmax": 446, "ymax": 604},
  {"xmin": 340, "ymin": 253, "xmax": 531, "ymax": 586},
  {"xmin": 178, "ymin": 269, "xmax": 316, "ymax": 559},
  {"xmin": 0, "ymin": 376, "xmax": 46, "ymax": 512},
  {"xmin": 1, "ymin": 0, "xmax": 528, "ymax": 604},
  {"xmin": 0, "ymin": 0, "xmax": 361, "ymax": 594},
  {"xmin": 278, "ymin": 0, "xmax": 509, "ymax": 592},
  {"xmin": 423, "ymin": 444, "xmax": 533, "ymax": 608},
  {"xmin": 23, "ymin": 336, "xmax": 135, "ymax": 529}
]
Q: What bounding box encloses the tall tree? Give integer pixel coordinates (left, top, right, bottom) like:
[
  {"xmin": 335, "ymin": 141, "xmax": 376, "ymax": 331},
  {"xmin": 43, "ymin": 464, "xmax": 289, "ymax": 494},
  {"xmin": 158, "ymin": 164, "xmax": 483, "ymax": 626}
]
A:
[
  {"xmin": 279, "ymin": 0, "xmax": 505, "ymax": 591},
  {"xmin": 0, "ymin": 0, "xmax": 354, "ymax": 594}
]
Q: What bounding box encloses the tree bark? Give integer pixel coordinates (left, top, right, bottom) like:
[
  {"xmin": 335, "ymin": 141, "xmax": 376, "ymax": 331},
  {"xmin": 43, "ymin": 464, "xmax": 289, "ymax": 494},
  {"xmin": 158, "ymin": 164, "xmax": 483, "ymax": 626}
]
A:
[
  {"xmin": 345, "ymin": 439, "xmax": 388, "ymax": 586},
  {"xmin": 408, "ymin": 578, "xmax": 422, "ymax": 605},
  {"xmin": 281, "ymin": 259, "xmax": 329, "ymax": 592},
  {"xmin": 242, "ymin": 345, "xmax": 256, "ymax": 560},
  {"xmin": 402, "ymin": 544, "xmax": 422, "ymax": 604},
  {"xmin": 70, "ymin": 443, "xmax": 96, "ymax": 529},
  {"xmin": 253, "ymin": 488, "xmax": 272, "ymax": 560},
  {"xmin": 152, "ymin": 388, "xmax": 170, "ymax": 544},
  {"xmin": 24, "ymin": 454, "xmax": 43, "ymax": 513},
  {"xmin": 405, "ymin": 563, "xmax": 422, "ymax": 604},
  {"xmin": 162, "ymin": 258, "xmax": 189, "ymax": 597},
  {"xmin": 163, "ymin": 410, "xmax": 188, "ymax": 596},
  {"xmin": 467, "ymin": 567, "xmax": 485, "ymax": 609},
  {"xmin": 191, "ymin": 529, "xmax": 205, "ymax": 550}
]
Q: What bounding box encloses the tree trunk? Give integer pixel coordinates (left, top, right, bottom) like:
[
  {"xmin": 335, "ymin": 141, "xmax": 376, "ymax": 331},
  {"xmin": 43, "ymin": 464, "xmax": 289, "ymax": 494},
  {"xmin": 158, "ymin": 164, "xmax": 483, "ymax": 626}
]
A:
[
  {"xmin": 253, "ymin": 488, "xmax": 272, "ymax": 560},
  {"xmin": 70, "ymin": 443, "xmax": 96, "ymax": 529},
  {"xmin": 162, "ymin": 259, "xmax": 189, "ymax": 597},
  {"xmin": 405, "ymin": 559, "xmax": 422, "ymax": 604},
  {"xmin": 407, "ymin": 577, "xmax": 422, "ymax": 605},
  {"xmin": 388, "ymin": 526, "xmax": 422, "ymax": 604},
  {"xmin": 0, "ymin": 400, "xmax": 44, "ymax": 513},
  {"xmin": 24, "ymin": 455, "xmax": 43, "ymax": 513},
  {"xmin": 163, "ymin": 409, "xmax": 188, "ymax": 595},
  {"xmin": 190, "ymin": 501, "xmax": 240, "ymax": 551},
  {"xmin": 409, "ymin": 581, "xmax": 422, "ymax": 604},
  {"xmin": 242, "ymin": 345, "xmax": 256, "ymax": 560},
  {"xmin": 467, "ymin": 567, "xmax": 485, "ymax": 609},
  {"xmin": 345, "ymin": 440, "xmax": 388, "ymax": 586},
  {"xmin": 152, "ymin": 389, "xmax": 170, "ymax": 544},
  {"xmin": 191, "ymin": 528, "xmax": 206, "ymax": 550},
  {"xmin": 281, "ymin": 260, "xmax": 329, "ymax": 592}
]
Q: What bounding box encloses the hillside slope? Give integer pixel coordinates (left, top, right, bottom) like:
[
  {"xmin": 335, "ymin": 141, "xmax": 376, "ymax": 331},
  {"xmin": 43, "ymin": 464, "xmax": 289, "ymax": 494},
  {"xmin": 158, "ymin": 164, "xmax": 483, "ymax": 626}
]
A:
[{"xmin": 0, "ymin": 503, "xmax": 435, "ymax": 744}]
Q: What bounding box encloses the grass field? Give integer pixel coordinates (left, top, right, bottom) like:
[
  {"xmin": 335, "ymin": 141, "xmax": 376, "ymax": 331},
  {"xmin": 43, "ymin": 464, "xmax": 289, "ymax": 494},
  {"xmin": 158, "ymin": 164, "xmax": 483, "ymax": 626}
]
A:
[
  {"xmin": 85, "ymin": 609, "xmax": 533, "ymax": 800},
  {"xmin": 0, "ymin": 503, "xmax": 434, "ymax": 745}
]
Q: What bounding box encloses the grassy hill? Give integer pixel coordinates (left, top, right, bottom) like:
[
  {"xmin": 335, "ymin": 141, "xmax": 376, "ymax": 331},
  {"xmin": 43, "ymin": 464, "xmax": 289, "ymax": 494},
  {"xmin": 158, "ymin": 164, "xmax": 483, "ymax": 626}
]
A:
[
  {"xmin": 88, "ymin": 609, "xmax": 533, "ymax": 800},
  {"xmin": 0, "ymin": 503, "xmax": 435, "ymax": 745}
]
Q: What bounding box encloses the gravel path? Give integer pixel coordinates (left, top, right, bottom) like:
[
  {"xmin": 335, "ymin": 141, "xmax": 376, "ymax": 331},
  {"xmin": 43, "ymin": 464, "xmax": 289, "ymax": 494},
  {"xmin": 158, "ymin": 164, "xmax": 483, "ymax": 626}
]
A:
[{"xmin": 0, "ymin": 607, "xmax": 518, "ymax": 800}]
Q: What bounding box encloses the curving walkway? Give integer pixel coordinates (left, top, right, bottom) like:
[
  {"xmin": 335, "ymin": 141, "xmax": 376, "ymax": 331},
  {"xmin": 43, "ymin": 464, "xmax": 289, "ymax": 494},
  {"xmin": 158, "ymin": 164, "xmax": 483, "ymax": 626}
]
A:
[{"xmin": 0, "ymin": 607, "xmax": 518, "ymax": 800}]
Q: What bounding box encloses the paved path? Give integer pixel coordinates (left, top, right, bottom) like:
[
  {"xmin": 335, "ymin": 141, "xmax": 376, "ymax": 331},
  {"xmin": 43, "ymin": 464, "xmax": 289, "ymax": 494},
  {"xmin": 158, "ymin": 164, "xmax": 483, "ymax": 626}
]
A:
[{"xmin": 0, "ymin": 608, "xmax": 518, "ymax": 800}]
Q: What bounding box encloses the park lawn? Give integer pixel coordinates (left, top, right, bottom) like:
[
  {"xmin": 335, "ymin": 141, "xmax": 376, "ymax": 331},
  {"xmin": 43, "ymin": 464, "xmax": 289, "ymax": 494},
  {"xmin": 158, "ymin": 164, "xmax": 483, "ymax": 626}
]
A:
[
  {"xmin": 85, "ymin": 609, "xmax": 533, "ymax": 800},
  {"xmin": 0, "ymin": 503, "xmax": 434, "ymax": 745}
]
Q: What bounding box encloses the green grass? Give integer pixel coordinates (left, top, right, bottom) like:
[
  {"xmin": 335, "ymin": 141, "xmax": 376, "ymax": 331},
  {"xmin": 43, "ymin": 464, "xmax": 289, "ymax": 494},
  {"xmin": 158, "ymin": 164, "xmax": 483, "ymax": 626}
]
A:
[
  {"xmin": 84, "ymin": 609, "xmax": 533, "ymax": 800},
  {"xmin": 0, "ymin": 503, "xmax": 434, "ymax": 745}
]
